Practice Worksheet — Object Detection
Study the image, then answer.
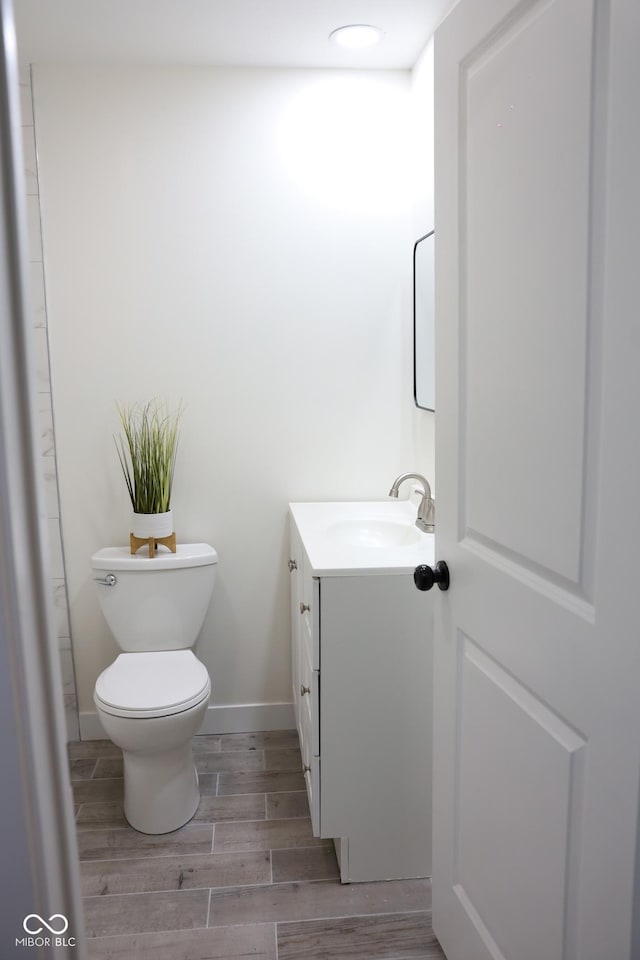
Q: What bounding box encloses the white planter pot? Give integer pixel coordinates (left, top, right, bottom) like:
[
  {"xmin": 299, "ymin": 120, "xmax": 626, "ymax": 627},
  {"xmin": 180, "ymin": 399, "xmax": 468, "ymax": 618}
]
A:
[{"xmin": 132, "ymin": 510, "xmax": 173, "ymax": 539}]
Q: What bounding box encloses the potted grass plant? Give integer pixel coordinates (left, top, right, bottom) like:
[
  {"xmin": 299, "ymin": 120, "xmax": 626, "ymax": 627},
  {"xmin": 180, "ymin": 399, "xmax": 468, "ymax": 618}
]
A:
[{"xmin": 115, "ymin": 399, "xmax": 182, "ymax": 540}]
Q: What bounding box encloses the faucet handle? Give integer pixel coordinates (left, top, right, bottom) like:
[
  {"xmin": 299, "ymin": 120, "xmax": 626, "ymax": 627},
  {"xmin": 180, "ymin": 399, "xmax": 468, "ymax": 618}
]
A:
[{"xmin": 416, "ymin": 496, "xmax": 435, "ymax": 533}]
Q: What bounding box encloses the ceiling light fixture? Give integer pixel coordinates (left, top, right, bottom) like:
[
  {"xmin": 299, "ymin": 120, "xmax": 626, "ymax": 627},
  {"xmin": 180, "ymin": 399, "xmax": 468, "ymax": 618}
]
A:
[{"xmin": 329, "ymin": 24, "xmax": 384, "ymax": 50}]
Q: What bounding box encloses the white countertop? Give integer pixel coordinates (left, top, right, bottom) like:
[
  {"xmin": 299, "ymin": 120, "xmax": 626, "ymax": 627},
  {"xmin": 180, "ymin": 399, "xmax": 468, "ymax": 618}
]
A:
[{"xmin": 289, "ymin": 499, "xmax": 435, "ymax": 576}]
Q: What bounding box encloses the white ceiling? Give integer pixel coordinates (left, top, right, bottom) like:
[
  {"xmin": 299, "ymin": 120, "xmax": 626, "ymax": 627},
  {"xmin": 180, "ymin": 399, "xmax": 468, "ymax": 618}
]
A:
[{"xmin": 14, "ymin": 0, "xmax": 455, "ymax": 70}]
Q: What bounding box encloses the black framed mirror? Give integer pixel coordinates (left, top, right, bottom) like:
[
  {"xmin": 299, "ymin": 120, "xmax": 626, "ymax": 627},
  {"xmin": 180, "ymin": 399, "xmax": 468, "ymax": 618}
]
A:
[{"xmin": 413, "ymin": 230, "xmax": 435, "ymax": 411}]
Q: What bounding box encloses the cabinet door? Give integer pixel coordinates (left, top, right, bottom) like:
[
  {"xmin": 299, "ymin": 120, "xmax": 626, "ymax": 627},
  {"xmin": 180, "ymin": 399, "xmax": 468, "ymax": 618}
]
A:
[{"xmin": 299, "ymin": 636, "xmax": 321, "ymax": 834}]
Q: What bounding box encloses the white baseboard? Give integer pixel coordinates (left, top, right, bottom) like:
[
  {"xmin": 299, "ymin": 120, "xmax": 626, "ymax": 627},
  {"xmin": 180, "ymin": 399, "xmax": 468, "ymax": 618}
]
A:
[{"xmin": 78, "ymin": 701, "xmax": 295, "ymax": 741}]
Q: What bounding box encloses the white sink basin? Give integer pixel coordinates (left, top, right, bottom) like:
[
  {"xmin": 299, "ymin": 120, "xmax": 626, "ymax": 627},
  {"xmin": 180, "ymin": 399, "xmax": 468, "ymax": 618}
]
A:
[
  {"xmin": 327, "ymin": 518, "xmax": 422, "ymax": 549},
  {"xmin": 289, "ymin": 499, "xmax": 435, "ymax": 575}
]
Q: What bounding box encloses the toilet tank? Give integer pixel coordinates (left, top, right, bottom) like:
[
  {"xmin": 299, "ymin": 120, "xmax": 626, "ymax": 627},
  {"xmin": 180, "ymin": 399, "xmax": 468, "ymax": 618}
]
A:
[{"xmin": 91, "ymin": 543, "xmax": 217, "ymax": 652}]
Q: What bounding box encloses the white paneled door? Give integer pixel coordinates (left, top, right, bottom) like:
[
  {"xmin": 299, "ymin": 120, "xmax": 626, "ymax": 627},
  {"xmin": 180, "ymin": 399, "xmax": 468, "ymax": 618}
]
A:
[{"xmin": 432, "ymin": 1, "xmax": 640, "ymax": 959}]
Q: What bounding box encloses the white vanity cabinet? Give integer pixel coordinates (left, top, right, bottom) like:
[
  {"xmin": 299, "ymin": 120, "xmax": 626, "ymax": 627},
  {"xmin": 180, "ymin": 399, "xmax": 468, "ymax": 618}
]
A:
[{"xmin": 288, "ymin": 502, "xmax": 433, "ymax": 883}]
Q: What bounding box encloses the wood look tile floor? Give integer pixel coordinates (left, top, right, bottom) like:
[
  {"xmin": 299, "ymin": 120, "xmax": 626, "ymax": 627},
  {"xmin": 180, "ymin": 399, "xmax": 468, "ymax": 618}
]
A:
[{"xmin": 69, "ymin": 731, "xmax": 445, "ymax": 959}]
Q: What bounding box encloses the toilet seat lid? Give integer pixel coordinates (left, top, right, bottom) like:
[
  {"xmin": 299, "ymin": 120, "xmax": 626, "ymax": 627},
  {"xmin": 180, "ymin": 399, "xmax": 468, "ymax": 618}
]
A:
[{"xmin": 95, "ymin": 650, "xmax": 210, "ymax": 718}]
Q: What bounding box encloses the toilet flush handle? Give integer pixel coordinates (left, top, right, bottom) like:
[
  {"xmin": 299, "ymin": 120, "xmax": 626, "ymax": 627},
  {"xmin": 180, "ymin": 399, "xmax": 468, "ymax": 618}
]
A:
[{"xmin": 94, "ymin": 574, "xmax": 117, "ymax": 587}]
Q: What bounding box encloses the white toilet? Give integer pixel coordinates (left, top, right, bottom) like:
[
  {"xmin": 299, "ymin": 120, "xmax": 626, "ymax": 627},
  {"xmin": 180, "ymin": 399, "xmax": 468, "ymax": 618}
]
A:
[{"xmin": 91, "ymin": 542, "xmax": 217, "ymax": 834}]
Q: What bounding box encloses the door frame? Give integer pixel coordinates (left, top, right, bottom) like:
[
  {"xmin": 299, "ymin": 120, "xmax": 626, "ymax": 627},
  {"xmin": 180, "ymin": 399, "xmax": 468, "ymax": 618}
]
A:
[{"xmin": 0, "ymin": 0, "xmax": 84, "ymax": 953}]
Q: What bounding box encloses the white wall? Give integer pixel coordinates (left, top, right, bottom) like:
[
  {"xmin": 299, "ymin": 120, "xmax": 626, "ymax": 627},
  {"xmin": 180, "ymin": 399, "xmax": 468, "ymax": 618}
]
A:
[
  {"xmin": 411, "ymin": 37, "xmax": 436, "ymax": 455},
  {"xmin": 33, "ymin": 64, "xmax": 435, "ymax": 730},
  {"xmin": 412, "ymin": 38, "xmax": 435, "ymax": 239}
]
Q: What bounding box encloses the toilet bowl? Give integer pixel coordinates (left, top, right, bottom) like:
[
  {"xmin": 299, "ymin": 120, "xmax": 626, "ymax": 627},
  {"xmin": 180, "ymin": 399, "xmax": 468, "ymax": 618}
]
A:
[{"xmin": 91, "ymin": 543, "xmax": 217, "ymax": 834}]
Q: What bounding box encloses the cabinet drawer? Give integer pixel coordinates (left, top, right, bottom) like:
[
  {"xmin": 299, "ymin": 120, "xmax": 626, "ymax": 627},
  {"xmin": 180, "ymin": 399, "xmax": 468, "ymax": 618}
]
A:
[
  {"xmin": 301, "ymin": 554, "xmax": 320, "ymax": 670},
  {"xmin": 299, "ymin": 636, "xmax": 319, "ymax": 757},
  {"xmin": 301, "ymin": 721, "xmax": 320, "ymax": 835}
]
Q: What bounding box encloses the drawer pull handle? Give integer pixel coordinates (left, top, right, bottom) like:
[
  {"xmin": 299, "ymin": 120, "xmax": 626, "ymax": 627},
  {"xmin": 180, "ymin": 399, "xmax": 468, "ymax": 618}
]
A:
[
  {"xmin": 300, "ymin": 684, "xmax": 311, "ymax": 696},
  {"xmin": 299, "ymin": 602, "xmax": 310, "ymax": 614},
  {"xmin": 288, "ymin": 559, "xmax": 297, "ymax": 572},
  {"xmin": 303, "ymin": 764, "xmax": 311, "ymax": 774}
]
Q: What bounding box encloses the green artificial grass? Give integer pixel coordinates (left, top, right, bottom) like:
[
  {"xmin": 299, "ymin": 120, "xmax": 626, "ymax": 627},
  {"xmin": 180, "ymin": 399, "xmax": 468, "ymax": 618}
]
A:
[{"xmin": 115, "ymin": 399, "xmax": 182, "ymax": 514}]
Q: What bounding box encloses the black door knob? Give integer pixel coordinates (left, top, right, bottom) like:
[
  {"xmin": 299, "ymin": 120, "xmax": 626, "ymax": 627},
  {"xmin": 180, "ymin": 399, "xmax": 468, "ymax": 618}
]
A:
[{"xmin": 414, "ymin": 561, "xmax": 450, "ymax": 592}]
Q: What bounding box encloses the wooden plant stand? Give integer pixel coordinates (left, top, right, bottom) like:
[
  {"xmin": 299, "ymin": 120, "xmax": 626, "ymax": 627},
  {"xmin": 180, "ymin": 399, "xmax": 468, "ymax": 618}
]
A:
[{"xmin": 130, "ymin": 531, "xmax": 177, "ymax": 558}]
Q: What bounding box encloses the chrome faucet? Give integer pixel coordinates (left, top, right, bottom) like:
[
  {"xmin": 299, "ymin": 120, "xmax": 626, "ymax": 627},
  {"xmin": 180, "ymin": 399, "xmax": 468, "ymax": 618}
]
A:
[{"xmin": 388, "ymin": 473, "xmax": 435, "ymax": 533}]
